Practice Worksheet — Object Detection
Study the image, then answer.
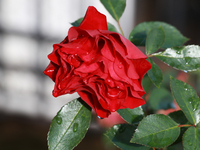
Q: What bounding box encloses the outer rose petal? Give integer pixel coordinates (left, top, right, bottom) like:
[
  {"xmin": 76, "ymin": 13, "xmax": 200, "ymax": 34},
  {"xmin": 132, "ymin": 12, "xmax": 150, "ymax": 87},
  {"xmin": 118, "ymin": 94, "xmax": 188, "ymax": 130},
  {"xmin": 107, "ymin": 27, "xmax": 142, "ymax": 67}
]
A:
[
  {"xmin": 79, "ymin": 6, "xmax": 108, "ymax": 30},
  {"xmin": 43, "ymin": 62, "xmax": 59, "ymax": 82}
]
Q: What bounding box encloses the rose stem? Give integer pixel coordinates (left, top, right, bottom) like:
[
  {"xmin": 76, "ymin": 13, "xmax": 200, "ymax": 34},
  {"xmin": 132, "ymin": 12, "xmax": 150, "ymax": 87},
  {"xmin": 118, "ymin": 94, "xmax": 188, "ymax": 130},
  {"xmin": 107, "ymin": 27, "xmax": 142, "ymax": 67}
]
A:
[{"xmin": 117, "ymin": 21, "xmax": 125, "ymax": 37}]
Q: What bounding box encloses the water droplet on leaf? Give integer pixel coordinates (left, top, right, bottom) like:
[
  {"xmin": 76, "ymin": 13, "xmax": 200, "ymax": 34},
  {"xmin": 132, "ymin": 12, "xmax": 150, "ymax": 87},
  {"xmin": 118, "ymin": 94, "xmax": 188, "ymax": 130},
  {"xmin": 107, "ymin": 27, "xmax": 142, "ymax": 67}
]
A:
[
  {"xmin": 56, "ymin": 116, "xmax": 62, "ymax": 124},
  {"xmin": 73, "ymin": 123, "xmax": 78, "ymax": 132},
  {"xmin": 176, "ymin": 51, "xmax": 181, "ymax": 54}
]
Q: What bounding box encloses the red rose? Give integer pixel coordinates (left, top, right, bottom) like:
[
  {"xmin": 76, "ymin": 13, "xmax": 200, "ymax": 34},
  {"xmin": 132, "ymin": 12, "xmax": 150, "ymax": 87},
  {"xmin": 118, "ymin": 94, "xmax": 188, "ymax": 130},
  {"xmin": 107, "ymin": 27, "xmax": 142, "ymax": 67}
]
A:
[{"xmin": 44, "ymin": 6, "xmax": 151, "ymax": 118}]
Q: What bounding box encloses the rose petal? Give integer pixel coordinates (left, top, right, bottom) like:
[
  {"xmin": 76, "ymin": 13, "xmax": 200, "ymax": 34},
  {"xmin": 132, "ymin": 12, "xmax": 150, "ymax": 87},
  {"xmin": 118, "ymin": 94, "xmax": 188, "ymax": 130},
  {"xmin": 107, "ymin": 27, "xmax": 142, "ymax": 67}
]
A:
[
  {"xmin": 43, "ymin": 62, "xmax": 59, "ymax": 82},
  {"xmin": 79, "ymin": 6, "xmax": 108, "ymax": 30},
  {"xmin": 78, "ymin": 91, "xmax": 110, "ymax": 118}
]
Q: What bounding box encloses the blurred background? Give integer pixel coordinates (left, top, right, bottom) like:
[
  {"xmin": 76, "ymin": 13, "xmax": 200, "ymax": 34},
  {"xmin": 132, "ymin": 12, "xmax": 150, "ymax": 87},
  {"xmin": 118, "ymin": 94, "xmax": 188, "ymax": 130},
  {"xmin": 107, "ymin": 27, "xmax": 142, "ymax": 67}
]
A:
[{"xmin": 0, "ymin": 0, "xmax": 200, "ymax": 150}]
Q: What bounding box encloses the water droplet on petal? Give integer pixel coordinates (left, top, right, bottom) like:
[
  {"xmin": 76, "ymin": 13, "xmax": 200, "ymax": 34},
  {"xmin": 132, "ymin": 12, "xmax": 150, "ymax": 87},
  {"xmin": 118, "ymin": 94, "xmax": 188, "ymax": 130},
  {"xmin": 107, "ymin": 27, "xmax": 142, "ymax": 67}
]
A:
[
  {"xmin": 118, "ymin": 65, "xmax": 122, "ymax": 69},
  {"xmin": 58, "ymin": 84, "xmax": 61, "ymax": 90},
  {"xmin": 97, "ymin": 116, "xmax": 103, "ymax": 119},
  {"xmin": 56, "ymin": 116, "xmax": 62, "ymax": 124},
  {"xmin": 83, "ymin": 79, "xmax": 88, "ymax": 84},
  {"xmin": 86, "ymin": 52, "xmax": 89, "ymax": 55},
  {"xmin": 73, "ymin": 123, "xmax": 78, "ymax": 132}
]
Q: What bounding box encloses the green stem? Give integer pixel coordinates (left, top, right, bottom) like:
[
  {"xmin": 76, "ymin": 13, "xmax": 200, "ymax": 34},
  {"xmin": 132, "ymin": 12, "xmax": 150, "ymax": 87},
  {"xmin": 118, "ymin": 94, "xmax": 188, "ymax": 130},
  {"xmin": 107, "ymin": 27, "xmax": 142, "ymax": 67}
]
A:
[
  {"xmin": 117, "ymin": 21, "xmax": 124, "ymax": 37},
  {"xmin": 178, "ymin": 124, "xmax": 194, "ymax": 127},
  {"xmin": 147, "ymin": 54, "xmax": 154, "ymax": 57}
]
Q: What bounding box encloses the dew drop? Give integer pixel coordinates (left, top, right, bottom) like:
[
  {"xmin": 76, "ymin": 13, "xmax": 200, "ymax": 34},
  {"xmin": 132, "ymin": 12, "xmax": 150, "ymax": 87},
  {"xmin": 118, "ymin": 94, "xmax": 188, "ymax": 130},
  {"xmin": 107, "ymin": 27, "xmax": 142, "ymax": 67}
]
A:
[
  {"xmin": 97, "ymin": 116, "xmax": 103, "ymax": 119},
  {"xmin": 56, "ymin": 116, "xmax": 62, "ymax": 124},
  {"xmin": 86, "ymin": 52, "xmax": 89, "ymax": 55},
  {"xmin": 184, "ymin": 70, "xmax": 188, "ymax": 73},
  {"xmin": 107, "ymin": 79, "xmax": 111, "ymax": 82},
  {"xmin": 83, "ymin": 79, "xmax": 88, "ymax": 84},
  {"xmin": 185, "ymin": 88, "xmax": 188, "ymax": 91},
  {"xmin": 176, "ymin": 51, "xmax": 181, "ymax": 54},
  {"xmin": 73, "ymin": 123, "xmax": 78, "ymax": 132},
  {"xmin": 118, "ymin": 65, "xmax": 122, "ymax": 69}
]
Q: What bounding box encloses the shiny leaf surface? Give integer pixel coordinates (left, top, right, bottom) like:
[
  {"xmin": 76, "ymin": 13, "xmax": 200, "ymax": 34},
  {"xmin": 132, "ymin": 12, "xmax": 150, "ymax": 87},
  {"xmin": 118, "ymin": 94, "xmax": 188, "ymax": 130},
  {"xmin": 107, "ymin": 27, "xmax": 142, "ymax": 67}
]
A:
[
  {"xmin": 146, "ymin": 26, "xmax": 165, "ymax": 55},
  {"xmin": 147, "ymin": 58, "xmax": 163, "ymax": 88},
  {"xmin": 48, "ymin": 98, "xmax": 91, "ymax": 150},
  {"xmin": 100, "ymin": 0, "xmax": 126, "ymax": 21},
  {"xmin": 117, "ymin": 106, "xmax": 144, "ymax": 124},
  {"xmin": 105, "ymin": 124, "xmax": 152, "ymax": 150},
  {"xmin": 153, "ymin": 45, "xmax": 200, "ymax": 72},
  {"xmin": 129, "ymin": 21, "xmax": 188, "ymax": 48},
  {"xmin": 183, "ymin": 126, "xmax": 200, "ymax": 150},
  {"xmin": 149, "ymin": 88, "xmax": 174, "ymax": 110},
  {"xmin": 170, "ymin": 77, "xmax": 200, "ymax": 125},
  {"xmin": 131, "ymin": 114, "xmax": 180, "ymax": 148}
]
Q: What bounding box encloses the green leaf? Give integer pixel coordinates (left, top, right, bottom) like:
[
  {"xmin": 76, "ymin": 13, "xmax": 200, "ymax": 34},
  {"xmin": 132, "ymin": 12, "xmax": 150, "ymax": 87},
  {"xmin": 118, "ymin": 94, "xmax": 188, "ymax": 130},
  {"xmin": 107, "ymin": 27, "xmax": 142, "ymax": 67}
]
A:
[
  {"xmin": 47, "ymin": 98, "xmax": 91, "ymax": 150},
  {"xmin": 129, "ymin": 21, "xmax": 188, "ymax": 48},
  {"xmin": 148, "ymin": 88, "xmax": 174, "ymax": 111},
  {"xmin": 153, "ymin": 45, "xmax": 200, "ymax": 72},
  {"xmin": 100, "ymin": 0, "xmax": 126, "ymax": 21},
  {"xmin": 130, "ymin": 114, "xmax": 180, "ymax": 148},
  {"xmin": 105, "ymin": 124, "xmax": 152, "ymax": 150},
  {"xmin": 71, "ymin": 18, "xmax": 83, "ymax": 27},
  {"xmin": 183, "ymin": 126, "xmax": 200, "ymax": 150},
  {"xmin": 117, "ymin": 106, "xmax": 144, "ymax": 124},
  {"xmin": 168, "ymin": 110, "xmax": 189, "ymax": 125},
  {"xmin": 107, "ymin": 22, "xmax": 118, "ymax": 32},
  {"xmin": 170, "ymin": 77, "xmax": 200, "ymax": 125},
  {"xmin": 142, "ymin": 75, "xmax": 153, "ymax": 93},
  {"xmin": 146, "ymin": 26, "xmax": 165, "ymax": 55},
  {"xmin": 147, "ymin": 58, "xmax": 163, "ymax": 88},
  {"xmin": 168, "ymin": 110, "xmax": 190, "ymax": 144}
]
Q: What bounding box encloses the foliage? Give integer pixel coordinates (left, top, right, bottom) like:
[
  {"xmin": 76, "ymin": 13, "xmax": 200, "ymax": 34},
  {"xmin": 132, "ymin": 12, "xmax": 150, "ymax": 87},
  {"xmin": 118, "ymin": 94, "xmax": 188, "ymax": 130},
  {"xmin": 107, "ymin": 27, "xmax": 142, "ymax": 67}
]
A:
[{"xmin": 47, "ymin": 1, "xmax": 200, "ymax": 150}]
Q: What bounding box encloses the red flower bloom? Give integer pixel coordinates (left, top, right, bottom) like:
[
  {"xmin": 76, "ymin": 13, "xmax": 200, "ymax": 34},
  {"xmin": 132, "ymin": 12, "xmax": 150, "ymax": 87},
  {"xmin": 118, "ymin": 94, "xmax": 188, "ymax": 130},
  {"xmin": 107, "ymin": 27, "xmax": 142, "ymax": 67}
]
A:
[{"xmin": 44, "ymin": 6, "xmax": 151, "ymax": 118}]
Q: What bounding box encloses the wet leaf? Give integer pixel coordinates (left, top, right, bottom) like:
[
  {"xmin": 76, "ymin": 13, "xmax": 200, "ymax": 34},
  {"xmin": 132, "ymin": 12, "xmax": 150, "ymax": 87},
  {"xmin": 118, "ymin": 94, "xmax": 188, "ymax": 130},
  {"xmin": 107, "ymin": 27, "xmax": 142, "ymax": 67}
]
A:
[
  {"xmin": 183, "ymin": 126, "xmax": 200, "ymax": 150},
  {"xmin": 131, "ymin": 114, "xmax": 180, "ymax": 148},
  {"xmin": 153, "ymin": 45, "xmax": 200, "ymax": 72},
  {"xmin": 170, "ymin": 77, "xmax": 200, "ymax": 125},
  {"xmin": 47, "ymin": 98, "xmax": 91, "ymax": 150}
]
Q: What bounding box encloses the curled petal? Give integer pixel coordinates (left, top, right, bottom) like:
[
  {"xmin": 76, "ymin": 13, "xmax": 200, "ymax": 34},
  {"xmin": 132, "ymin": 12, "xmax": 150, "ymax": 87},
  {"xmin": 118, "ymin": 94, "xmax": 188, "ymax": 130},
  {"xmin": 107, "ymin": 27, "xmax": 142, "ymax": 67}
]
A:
[{"xmin": 79, "ymin": 6, "xmax": 108, "ymax": 30}]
